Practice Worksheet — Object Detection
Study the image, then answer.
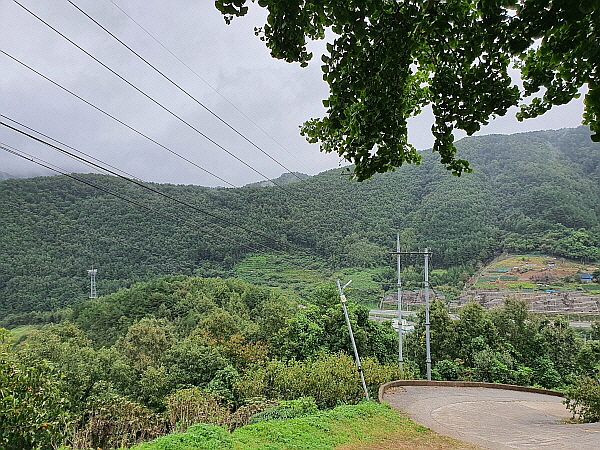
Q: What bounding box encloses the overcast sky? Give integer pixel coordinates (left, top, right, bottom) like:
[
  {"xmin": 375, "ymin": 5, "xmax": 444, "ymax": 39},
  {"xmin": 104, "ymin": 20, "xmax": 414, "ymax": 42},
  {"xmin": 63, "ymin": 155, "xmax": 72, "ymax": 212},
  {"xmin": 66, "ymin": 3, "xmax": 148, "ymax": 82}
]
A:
[{"xmin": 0, "ymin": 0, "xmax": 588, "ymax": 187}]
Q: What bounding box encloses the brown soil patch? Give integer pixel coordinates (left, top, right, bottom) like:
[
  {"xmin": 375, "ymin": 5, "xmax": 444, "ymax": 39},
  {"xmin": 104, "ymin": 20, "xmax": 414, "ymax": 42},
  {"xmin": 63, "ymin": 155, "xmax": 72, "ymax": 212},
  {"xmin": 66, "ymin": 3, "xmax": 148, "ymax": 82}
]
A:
[{"xmin": 336, "ymin": 432, "xmax": 482, "ymax": 450}]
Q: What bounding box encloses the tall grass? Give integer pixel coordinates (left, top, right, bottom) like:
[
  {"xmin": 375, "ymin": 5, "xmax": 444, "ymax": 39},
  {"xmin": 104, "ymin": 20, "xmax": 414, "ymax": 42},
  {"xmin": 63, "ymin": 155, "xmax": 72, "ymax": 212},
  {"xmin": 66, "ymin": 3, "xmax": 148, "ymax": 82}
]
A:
[{"xmin": 128, "ymin": 402, "xmax": 428, "ymax": 450}]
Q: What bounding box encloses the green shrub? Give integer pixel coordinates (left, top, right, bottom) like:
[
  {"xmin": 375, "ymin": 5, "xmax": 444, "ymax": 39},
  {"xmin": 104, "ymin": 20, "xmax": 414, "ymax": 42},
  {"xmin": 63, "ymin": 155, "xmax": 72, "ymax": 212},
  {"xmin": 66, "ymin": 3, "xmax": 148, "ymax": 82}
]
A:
[
  {"xmin": 235, "ymin": 352, "xmax": 402, "ymax": 408},
  {"xmin": 164, "ymin": 388, "xmax": 230, "ymax": 433},
  {"xmin": 432, "ymin": 359, "xmax": 462, "ymax": 381},
  {"xmin": 248, "ymin": 397, "xmax": 318, "ymax": 424},
  {"xmin": 228, "ymin": 397, "xmax": 279, "ymax": 430},
  {"xmin": 132, "ymin": 402, "xmax": 414, "ymax": 450},
  {"xmin": 564, "ymin": 377, "xmax": 600, "ymax": 423},
  {"xmin": 133, "ymin": 423, "xmax": 232, "ymax": 450},
  {"xmin": 69, "ymin": 392, "xmax": 166, "ymax": 449},
  {"xmin": 0, "ymin": 329, "xmax": 69, "ymax": 450}
]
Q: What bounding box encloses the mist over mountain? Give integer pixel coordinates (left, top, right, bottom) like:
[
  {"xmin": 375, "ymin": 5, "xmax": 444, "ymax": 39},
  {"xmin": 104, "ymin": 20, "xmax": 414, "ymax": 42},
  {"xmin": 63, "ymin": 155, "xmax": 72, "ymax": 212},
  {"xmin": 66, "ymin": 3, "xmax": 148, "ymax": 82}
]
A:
[{"xmin": 0, "ymin": 171, "xmax": 18, "ymax": 181}]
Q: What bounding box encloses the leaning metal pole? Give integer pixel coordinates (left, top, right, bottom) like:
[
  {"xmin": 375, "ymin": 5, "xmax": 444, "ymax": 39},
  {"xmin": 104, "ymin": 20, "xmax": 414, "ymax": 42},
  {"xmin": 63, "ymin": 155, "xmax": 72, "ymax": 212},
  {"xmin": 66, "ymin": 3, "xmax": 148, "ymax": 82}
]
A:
[
  {"xmin": 337, "ymin": 279, "xmax": 370, "ymax": 401},
  {"xmin": 396, "ymin": 234, "xmax": 403, "ymax": 370},
  {"xmin": 424, "ymin": 248, "xmax": 432, "ymax": 381}
]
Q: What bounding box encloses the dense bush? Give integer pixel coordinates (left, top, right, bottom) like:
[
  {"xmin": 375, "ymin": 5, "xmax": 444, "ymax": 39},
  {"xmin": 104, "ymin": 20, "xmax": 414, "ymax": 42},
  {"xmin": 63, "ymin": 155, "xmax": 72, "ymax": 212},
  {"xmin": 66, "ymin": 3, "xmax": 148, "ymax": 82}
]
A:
[
  {"xmin": 235, "ymin": 352, "xmax": 403, "ymax": 408},
  {"xmin": 248, "ymin": 397, "xmax": 318, "ymax": 424},
  {"xmin": 1, "ymin": 275, "xmax": 413, "ymax": 448},
  {"xmin": 0, "ymin": 330, "xmax": 69, "ymax": 450},
  {"xmin": 406, "ymin": 298, "xmax": 595, "ymax": 389},
  {"xmin": 164, "ymin": 388, "xmax": 231, "ymax": 433},
  {"xmin": 132, "ymin": 401, "xmax": 422, "ymax": 450},
  {"xmin": 564, "ymin": 377, "xmax": 600, "ymax": 423},
  {"xmin": 132, "ymin": 423, "xmax": 233, "ymax": 450},
  {"xmin": 68, "ymin": 393, "xmax": 166, "ymax": 450}
]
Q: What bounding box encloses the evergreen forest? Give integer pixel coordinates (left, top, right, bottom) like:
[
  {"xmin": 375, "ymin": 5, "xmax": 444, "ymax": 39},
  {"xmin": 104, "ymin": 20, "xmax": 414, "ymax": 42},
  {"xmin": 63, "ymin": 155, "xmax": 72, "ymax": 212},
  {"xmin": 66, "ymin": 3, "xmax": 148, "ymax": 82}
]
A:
[{"xmin": 2, "ymin": 127, "xmax": 600, "ymax": 320}]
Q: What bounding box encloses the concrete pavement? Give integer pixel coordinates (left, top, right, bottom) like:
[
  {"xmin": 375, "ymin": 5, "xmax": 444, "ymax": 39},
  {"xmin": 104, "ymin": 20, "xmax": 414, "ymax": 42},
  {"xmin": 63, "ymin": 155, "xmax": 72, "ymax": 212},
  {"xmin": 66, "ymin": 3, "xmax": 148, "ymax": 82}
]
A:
[{"xmin": 383, "ymin": 385, "xmax": 600, "ymax": 449}]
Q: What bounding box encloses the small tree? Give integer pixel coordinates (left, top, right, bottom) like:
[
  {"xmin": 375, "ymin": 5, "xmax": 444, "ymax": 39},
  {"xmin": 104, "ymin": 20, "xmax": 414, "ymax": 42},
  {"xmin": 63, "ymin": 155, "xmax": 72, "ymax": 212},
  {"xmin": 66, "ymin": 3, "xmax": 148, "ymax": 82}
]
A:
[
  {"xmin": 0, "ymin": 329, "xmax": 69, "ymax": 450},
  {"xmin": 564, "ymin": 377, "xmax": 600, "ymax": 423}
]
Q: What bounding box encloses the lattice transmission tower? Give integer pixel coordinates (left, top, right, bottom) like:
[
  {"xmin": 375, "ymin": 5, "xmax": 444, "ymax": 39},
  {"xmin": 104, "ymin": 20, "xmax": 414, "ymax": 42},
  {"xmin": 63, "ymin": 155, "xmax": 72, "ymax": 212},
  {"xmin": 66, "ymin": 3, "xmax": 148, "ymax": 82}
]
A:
[{"xmin": 87, "ymin": 268, "xmax": 98, "ymax": 299}]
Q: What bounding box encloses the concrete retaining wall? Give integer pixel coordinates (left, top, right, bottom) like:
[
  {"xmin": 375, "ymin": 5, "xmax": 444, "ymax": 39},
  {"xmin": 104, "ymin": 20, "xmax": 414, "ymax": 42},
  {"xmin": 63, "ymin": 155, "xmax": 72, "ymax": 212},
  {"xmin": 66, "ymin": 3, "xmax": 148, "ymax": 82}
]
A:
[{"xmin": 378, "ymin": 379, "xmax": 564, "ymax": 403}]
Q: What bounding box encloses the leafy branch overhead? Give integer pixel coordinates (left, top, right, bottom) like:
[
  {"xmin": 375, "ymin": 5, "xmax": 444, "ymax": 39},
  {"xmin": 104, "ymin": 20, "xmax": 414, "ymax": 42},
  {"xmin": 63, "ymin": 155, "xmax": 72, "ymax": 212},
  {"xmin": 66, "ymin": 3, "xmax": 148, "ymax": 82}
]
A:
[{"xmin": 215, "ymin": 0, "xmax": 600, "ymax": 180}]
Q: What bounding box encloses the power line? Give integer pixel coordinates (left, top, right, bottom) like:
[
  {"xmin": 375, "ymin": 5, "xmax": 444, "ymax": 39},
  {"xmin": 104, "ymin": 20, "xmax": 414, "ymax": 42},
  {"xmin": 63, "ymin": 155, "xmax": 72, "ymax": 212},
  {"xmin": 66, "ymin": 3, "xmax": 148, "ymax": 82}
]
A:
[
  {"xmin": 1, "ymin": 143, "xmax": 163, "ymax": 214},
  {"xmin": 0, "ymin": 131, "xmax": 348, "ymax": 293},
  {"xmin": 11, "ymin": 0, "xmax": 285, "ymax": 189},
  {"xmin": 3, "ymin": 4, "xmax": 398, "ymax": 298},
  {"xmin": 66, "ymin": 0, "xmax": 305, "ymax": 182},
  {"xmin": 0, "ymin": 138, "xmax": 337, "ymax": 294},
  {"xmin": 1, "ymin": 116, "xmax": 322, "ymax": 264},
  {"xmin": 0, "ymin": 198, "xmax": 213, "ymax": 277},
  {"xmin": 1, "ymin": 139, "xmax": 380, "ymax": 299},
  {"xmin": 0, "ymin": 141, "xmax": 269, "ymax": 255},
  {"xmin": 0, "ymin": 120, "xmax": 291, "ymax": 253},
  {"xmin": 0, "ymin": 114, "xmax": 140, "ymax": 181},
  {"xmin": 1, "ymin": 121, "xmax": 339, "ymax": 286},
  {"xmin": 0, "ymin": 50, "xmax": 236, "ymax": 188},
  {"xmin": 105, "ymin": 0, "xmax": 313, "ymax": 174}
]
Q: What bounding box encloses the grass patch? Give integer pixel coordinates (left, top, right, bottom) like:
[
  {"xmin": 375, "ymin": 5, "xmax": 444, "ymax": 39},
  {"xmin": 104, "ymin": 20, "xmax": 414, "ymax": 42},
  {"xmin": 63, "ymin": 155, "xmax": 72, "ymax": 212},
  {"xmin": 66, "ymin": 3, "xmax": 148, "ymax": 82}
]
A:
[
  {"xmin": 505, "ymin": 282, "xmax": 537, "ymax": 290},
  {"xmin": 233, "ymin": 254, "xmax": 389, "ymax": 306},
  {"xmin": 127, "ymin": 402, "xmax": 478, "ymax": 450},
  {"xmin": 8, "ymin": 325, "xmax": 40, "ymax": 344},
  {"xmin": 233, "ymin": 253, "xmax": 331, "ymax": 301}
]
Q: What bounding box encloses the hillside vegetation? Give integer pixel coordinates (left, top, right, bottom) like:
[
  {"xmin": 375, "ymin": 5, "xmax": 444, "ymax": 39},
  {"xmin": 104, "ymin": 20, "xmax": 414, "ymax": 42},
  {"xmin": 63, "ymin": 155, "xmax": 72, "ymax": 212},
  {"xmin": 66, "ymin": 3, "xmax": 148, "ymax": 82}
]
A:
[
  {"xmin": 1, "ymin": 127, "xmax": 600, "ymax": 319},
  {"xmin": 129, "ymin": 402, "xmax": 478, "ymax": 450},
  {"xmin": 2, "ymin": 274, "xmax": 600, "ymax": 449},
  {"xmin": 0, "ymin": 276, "xmax": 405, "ymax": 449}
]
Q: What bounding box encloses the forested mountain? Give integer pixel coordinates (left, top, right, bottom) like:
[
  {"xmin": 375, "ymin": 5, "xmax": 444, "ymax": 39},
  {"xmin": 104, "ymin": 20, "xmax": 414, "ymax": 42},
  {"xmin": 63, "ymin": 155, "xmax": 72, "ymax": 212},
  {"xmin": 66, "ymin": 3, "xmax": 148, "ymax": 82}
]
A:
[
  {"xmin": 243, "ymin": 171, "xmax": 311, "ymax": 187},
  {"xmin": 1, "ymin": 127, "xmax": 600, "ymax": 318}
]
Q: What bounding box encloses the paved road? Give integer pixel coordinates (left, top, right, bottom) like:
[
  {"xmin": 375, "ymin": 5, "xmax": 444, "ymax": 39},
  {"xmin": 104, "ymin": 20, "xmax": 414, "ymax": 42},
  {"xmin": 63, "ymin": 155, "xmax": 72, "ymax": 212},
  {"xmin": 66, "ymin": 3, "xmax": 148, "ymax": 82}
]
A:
[
  {"xmin": 370, "ymin": 309, "xmax": 595, "ymax": 329},
  {"xmin": 384, "ymin": 386, "xmax": 600, "ymax": 449}
]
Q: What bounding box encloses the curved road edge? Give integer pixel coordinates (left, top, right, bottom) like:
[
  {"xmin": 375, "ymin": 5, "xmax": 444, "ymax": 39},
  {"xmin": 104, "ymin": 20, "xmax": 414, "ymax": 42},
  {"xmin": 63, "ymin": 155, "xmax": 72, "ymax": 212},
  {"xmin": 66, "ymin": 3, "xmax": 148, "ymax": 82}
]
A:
[
  {"xmin": 379, "ymin": 381, "xmax": 600, "ymax": 450},
  {"xmin": 378, "ymin": 380, "xmax": 563, "ymax": 403}
]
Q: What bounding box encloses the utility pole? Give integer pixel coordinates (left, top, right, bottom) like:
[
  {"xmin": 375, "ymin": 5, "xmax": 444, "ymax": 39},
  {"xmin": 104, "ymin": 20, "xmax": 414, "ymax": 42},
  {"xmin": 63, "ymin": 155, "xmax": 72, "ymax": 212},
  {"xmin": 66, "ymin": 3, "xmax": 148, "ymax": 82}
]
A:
[
  {"xmin": 396, "ymin": 234, "xmax": 403, "ymax": 370},
  {"xmin": 424, "ymin": 249, "xmax": 432, "ymax": 381},
  {"xmin": 87, "ymin": 268, "xmax": 97, "ymax": 299},
  {"xmin": 336, "ymin": 279, "xmax": 370, "ymax": 401},
  {"xmin": 389, "ymin": 247, "xmax": 433, "ymax": 380}
]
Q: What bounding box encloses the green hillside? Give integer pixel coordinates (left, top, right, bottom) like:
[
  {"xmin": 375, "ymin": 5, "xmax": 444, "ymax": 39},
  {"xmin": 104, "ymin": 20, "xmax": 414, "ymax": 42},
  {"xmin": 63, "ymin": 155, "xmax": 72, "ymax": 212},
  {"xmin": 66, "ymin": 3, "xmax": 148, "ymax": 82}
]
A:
[{"xmin": 1, "ymin": 127, "xmax": 600, "ymax": 318}]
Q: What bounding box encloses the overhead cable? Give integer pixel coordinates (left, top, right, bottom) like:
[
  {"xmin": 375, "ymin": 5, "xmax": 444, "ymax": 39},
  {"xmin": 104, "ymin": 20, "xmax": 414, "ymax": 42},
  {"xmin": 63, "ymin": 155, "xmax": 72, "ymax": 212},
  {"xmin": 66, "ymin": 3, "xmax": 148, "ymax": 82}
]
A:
[
  {"xmin": 2, "ymin": 119, "xmax": 337, "ymax": 288},
  {"xmin": 0, "ymin": 114, "xmax": 141, "ymax": 181},
  {"xmin": 0, "ymin": 142, "xmax": 269, "ymax": 255},
  {"xmin": 106, "ymin": 0, "xmax": 313, "ymax": 174},
  {"xmin": 12, "ymin": 0, "xmax": 285, "ymax": 189},
  {"xmin": 2, "ymin": 138, "xmax": 376, "ymax": 297},
  {"xmin": 67, "ymin": 0, "xmax": 305, "ymax": 182},
  {"xmin": 1, "ymin": 120, "xmax": 290, "ymax": 253},
  {"xmin": 0, "ymin": 50, "xmax": 236, "ymax": 188}
]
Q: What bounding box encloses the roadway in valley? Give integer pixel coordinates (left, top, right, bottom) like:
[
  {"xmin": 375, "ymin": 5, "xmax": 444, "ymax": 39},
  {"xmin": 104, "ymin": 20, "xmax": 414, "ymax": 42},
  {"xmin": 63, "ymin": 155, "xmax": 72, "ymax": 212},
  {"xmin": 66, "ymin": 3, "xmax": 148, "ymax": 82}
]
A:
[
  {"xmin": 369, "ymin": 309, "xmax": 594, "ymax": 328},
  {"xmin": 383, "ymin": 385, "xmax": 600, "ymax": 450}
]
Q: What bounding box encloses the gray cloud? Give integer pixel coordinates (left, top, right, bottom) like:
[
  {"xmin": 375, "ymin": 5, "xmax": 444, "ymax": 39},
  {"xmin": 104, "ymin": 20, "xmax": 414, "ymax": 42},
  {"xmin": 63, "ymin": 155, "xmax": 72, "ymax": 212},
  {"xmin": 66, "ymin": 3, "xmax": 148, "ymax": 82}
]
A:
[{"xmin": 0, "ymin": 0, "xmax": 585, "ymax": 186}]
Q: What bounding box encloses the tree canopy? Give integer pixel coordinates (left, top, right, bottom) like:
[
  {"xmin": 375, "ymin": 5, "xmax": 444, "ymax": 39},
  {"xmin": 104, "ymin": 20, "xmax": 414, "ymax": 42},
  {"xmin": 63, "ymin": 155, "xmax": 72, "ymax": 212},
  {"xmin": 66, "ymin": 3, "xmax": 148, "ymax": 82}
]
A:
[{"xmin": 215, "ymin": 0, "xmax": 600, "ymax": 180}]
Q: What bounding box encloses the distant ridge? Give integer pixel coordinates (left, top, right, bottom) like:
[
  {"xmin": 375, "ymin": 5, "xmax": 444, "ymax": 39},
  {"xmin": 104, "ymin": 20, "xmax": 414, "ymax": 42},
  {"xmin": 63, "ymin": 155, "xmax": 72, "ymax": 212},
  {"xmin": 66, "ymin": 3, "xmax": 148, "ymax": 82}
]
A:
[
  {"xmin": 244, "ymin": 171, "xmax": 311, "ymax": 188},
  {"xmin": 0, "ymin": 171, "xmax": 17, "ymax": 181}
]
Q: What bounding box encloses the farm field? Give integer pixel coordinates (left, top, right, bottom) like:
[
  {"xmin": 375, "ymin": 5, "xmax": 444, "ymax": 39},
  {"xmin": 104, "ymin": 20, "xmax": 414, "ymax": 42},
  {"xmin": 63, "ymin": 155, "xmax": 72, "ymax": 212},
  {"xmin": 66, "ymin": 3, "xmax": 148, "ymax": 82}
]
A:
[{"xmin": 471, "ymin": 255, "xmax": 599, "ymax": 292}]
